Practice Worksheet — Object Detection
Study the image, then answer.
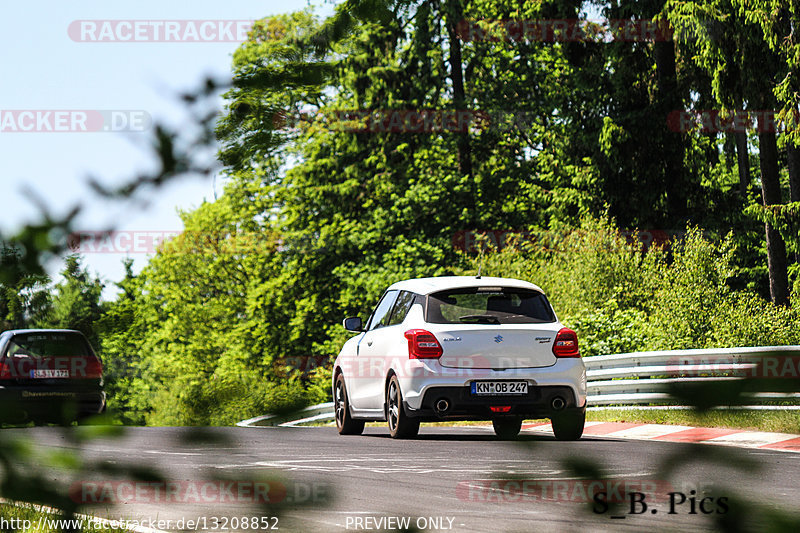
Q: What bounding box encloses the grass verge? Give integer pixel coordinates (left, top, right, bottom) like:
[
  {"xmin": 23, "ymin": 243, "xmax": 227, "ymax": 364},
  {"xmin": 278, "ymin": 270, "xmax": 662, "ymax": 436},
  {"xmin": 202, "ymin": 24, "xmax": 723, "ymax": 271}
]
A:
[
  {"xmin": 309, "ymin": 409, "xmax": 800, "ymax": 434},
  {"xmin": 0, "ymin": 503, "xmax": 131, "ymax": 533}
]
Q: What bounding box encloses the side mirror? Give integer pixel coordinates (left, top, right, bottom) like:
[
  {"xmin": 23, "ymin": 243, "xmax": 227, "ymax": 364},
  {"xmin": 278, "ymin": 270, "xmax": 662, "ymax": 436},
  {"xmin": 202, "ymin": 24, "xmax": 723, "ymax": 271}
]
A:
[{"xmin": 343, "ymin": 317, "xmax": 363, "ymax": 332}]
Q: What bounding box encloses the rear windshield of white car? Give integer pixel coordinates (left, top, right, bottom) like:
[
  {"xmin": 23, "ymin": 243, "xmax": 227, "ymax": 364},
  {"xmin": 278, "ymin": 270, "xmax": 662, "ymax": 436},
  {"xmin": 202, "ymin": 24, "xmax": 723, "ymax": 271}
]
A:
[{"xmin": 426, "ymin": 287, "xmax": 555, "ymax": 324}]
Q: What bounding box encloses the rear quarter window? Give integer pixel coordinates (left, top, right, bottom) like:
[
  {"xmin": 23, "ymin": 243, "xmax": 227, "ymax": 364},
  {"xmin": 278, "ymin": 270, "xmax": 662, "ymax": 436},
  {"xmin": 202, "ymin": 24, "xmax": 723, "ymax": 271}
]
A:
[{"xmin": 386, "ymin": 291, "xmax": 416, "ymax": 326}]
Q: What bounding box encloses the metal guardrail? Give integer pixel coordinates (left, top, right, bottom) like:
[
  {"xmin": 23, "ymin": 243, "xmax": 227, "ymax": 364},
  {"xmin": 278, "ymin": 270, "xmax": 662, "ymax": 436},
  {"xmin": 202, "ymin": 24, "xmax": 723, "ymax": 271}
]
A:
[
  {"xmin": 237, "ymin": 346, "xmax": 800, "ymax": 426},
  {"xmin": 584, "ymin": 346, "xmax": 800, "ymax": 406},
  {"xmin": 236, "ymin": 402, "xmax": 335, "ymax": 427}
]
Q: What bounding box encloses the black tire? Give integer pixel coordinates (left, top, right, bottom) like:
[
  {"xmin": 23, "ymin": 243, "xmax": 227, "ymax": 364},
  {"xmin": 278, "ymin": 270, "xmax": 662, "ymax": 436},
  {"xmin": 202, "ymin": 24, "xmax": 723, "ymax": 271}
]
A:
[
  {"xmin": 551, "ymin": 409, "xmax": 585, "ymax": 441},
  {"xmin": 334, "ymin": 373, "xmax": 365, "ymax": 435},
  {"xmin": 386, "ymin": 375, "xmax": 419, "ymax": 439},
  {"xmin": 492, "ymin": 417, "xmax": 523, "ymax": 440}
]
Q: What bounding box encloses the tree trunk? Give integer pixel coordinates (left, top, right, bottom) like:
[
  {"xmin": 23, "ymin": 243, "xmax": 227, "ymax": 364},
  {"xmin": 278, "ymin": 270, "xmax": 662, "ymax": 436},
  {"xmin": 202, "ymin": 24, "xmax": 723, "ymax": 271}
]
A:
[
  {"xmin": 735, "ymin": 131, "xmax": 750, "ymax": 195},
  {"xmin": 789, "ymin": 144, "xmax": 800, "ymax": 203},
  {"xmin": 758, "ymin": 130, "xmax": 790, "ymax": 305},
  {"xmin": 654, "ymin": 39, "xmax": 686, "ymax": 225},
  {"xmin": 444, "ymin": 0, "xmax": 474, "ymax": 225},
  {"xmin": 788, "ymin": 143, "xmax": 800, "ymax": 264}
]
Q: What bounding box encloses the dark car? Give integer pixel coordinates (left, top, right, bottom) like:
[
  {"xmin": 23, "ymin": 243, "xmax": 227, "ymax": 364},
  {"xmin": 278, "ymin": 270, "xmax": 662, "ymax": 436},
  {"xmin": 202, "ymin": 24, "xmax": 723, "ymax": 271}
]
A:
[{"xmin": 0, "ymin": 329, "xmax": 106, "ymax": 423}]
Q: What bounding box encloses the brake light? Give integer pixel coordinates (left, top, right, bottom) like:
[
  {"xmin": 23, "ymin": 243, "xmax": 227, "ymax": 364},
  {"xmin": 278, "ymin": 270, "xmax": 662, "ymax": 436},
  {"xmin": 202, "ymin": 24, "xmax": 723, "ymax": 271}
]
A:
[
  {"xmin": 552, "ymin": 328, "xmax": 580, "ymax": 357},
  {"xmin": 404, "ymin": 329, "xmax": 443, "ymax": 359},
  {"xmin": 490, "ymin": 406, "xmax": 512, "ymax": 413},
  {"xmin": 85, "ymin": 358, "xmax": 103, "ymax": 378}
]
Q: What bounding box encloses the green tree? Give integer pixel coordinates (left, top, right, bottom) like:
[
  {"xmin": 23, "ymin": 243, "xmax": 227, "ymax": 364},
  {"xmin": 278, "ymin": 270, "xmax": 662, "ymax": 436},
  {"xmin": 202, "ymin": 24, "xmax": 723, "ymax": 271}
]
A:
[
  {"xmin": 97, "ymin": 259, "xmax": 146, "ymax": 423},
  {"xmin": 664, "ymin": 0, "xmax": 792, "ymax": 304},
  {"xmin": 33, "ymin": 255, "xmax": 104, "ymax": 347},
  {"xmin": 0, "ymin": 244, "xmax": 52, "ymax": 329}
]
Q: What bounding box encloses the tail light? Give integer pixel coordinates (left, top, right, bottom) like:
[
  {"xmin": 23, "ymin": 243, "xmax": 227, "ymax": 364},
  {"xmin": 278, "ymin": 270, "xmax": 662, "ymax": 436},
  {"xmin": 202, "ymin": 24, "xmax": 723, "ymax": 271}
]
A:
[
  {"xmin": 0, "ymin": 361, "xmax": 12, "ymax": 379},
  {"xmin": 404, "ymin": 329, "xmax": 443, "ymax": 359},
  {"xmin": 552, "ymin": 328, "xmax": 580, "ymax": 358},
  {"xmin": 84, "ymin": 358, "xmax": 103, "ymax": 378}
]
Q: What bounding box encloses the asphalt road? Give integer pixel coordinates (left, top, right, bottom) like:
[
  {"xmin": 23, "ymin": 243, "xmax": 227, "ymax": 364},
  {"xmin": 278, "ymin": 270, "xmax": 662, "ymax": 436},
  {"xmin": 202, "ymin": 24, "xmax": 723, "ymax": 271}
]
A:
[{"xmin": 4, "ymin": 425, "xmax": 800, "ymax": 532}]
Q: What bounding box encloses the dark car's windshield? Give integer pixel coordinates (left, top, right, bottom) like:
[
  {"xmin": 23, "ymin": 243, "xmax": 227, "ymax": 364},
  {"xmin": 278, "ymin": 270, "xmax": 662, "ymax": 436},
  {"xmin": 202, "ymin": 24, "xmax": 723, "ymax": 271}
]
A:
[
  {"xmin": 426, "ymin": 287, "xmax": 556, "ymax": 324},
  {"xmin": 5, "ymin": 332, "xmax": 91, "ymax": 358}
]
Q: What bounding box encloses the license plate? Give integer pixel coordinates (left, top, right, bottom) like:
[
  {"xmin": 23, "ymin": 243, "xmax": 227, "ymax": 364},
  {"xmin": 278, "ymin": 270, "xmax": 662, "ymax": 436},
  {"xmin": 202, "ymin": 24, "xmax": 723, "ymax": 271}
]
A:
[
  {"xmin": 471, "ymin": 381, "xmax": 528, "ymax": 396},
  {"xmin": 30, "ymin": 369, "xmax": 69, "ymax": 379}
]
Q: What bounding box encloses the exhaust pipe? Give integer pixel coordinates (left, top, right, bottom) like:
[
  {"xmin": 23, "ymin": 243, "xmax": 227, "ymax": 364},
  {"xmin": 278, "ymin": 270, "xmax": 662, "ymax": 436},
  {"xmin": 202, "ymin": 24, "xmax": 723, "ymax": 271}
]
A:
[
  {"xmin": 551, "ymin": 396, "xmax": 566, "ymax": 411},
  {"xmin": 434, "ymin": 398, "xmax": 450, "ymax": 415}
]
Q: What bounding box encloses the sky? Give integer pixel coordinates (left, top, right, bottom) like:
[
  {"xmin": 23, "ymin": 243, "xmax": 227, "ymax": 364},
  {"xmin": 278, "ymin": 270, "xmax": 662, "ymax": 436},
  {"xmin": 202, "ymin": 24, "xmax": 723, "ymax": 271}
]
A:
[{"xmin": 0, "ymin": 0, "xmax": 337, "ymax": 298}]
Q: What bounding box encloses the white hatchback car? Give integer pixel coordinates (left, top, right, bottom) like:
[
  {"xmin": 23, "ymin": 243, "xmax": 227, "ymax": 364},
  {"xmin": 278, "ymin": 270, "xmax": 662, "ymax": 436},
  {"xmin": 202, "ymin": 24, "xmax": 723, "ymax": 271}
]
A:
[{"xmin": 332, "ymin": 276, "xmax": 587, "ymax": 440}]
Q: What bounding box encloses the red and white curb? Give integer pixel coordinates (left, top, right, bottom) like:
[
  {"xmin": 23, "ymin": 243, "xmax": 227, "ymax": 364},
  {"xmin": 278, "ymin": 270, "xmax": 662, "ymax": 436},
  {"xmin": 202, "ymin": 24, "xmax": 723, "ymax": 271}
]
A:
[{"xmin": 522, "ymin": 421, "xmax": 800, "ymax": 453}]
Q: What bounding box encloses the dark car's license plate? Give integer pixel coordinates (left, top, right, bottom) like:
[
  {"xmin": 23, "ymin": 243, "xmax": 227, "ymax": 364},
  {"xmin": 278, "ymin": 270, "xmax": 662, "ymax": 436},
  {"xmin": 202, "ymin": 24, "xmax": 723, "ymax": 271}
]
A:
[
  {"xmin": 471, "ymin": 381, "xmax": 528, "ymax": 396},
  {"xmin": 30, "ymin": 369, "xmax": 69, "ymax": 379}
]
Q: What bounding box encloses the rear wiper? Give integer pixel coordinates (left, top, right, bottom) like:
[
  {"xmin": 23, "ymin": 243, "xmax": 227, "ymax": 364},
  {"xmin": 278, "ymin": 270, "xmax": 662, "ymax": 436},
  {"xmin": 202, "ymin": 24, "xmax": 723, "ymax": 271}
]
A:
[{"xmin": 458, "ymin": 314, "xmax": 501, "ymax": 324}]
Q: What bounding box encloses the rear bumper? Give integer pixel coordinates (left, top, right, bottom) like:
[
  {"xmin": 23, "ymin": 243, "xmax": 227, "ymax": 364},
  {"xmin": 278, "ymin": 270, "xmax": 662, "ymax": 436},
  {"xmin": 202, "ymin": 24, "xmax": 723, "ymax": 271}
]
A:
[
  {"xmin": 396, "ymin": 357, "xmax": 587, "ymax": 412},
  {"xmin": 403, "ymin": 384, "xmax": 583, "ymax": 421},
  {"xmin": 0, "ymin": 386, "xmax": 106, "ymax": 421}
]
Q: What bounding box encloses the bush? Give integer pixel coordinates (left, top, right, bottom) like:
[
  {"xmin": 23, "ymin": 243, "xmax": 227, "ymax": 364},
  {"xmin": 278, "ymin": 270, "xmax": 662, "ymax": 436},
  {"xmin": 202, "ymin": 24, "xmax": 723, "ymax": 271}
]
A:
[
  {"xmin": 568, "ymin": 301, "xmax": 649, "ymax": 356},
  {"xmin": 145, "ymin": 371, "xmax": 322, "ymax": 426},
  {"xmin": 459, "ymin": 219, "xmax": 800, "ymax": 356},
  {"xmin": 646, "ymin": 229, "xmax": 800, "ymax": 349}
]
